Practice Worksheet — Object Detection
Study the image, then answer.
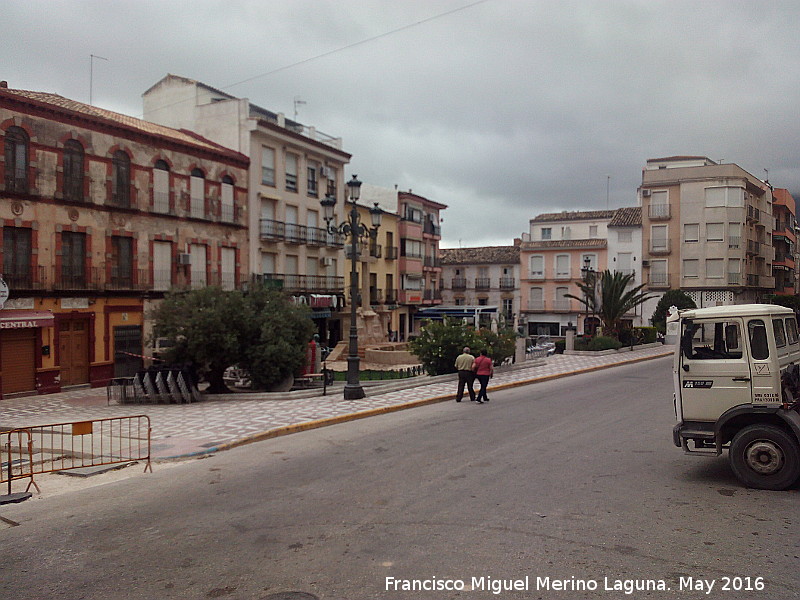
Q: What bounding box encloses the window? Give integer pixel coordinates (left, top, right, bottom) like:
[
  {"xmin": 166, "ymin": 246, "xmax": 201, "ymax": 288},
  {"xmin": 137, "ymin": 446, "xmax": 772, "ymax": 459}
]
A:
[
  {"xmin": 404, "ymin": 205, "xmax": 423, "ymax": 223},
  {"xmin": 63, "ymin": 140, "xmax": 84, "ymax": 202},
  {"xmin": 684, "ymin": 224, "xmax": 699, "ymax": 243},
  {"xmin": 261, "ymin": 252, "xmax": 276, "ymax": 275},
  {"xmin": 403, "ymin": 275, "xmax": 422, "ymax": 290},
  {"xmin": 61, "ymin": 231, "xmax": 86, "ymax": 287},
  {"xmin": 773, "ymin": 319, "xmax": 787, "ymax": 348},
  {"xmin": 683, "ymin": 320, "xmax": 743, "ymax": 360},
  {"xmin": 786, "ymin": 317, "xmax": 799, "ymax": 345},
  {"xmin": 285, "ymin": 205, "xmax": 300, "ymax": 241},
  {"xmin": 748, "ymin": 320, "xmax": 769, "ymax": 360},
  {"xmin": 261, "ymin": 147, "xmax": 275, "ymax": 186},
  {"xmin": 221, "ymin": 175, "xmax": 234, "ymax": 222},
  {"xmin": 529, "ymin": 255, "xmax": 544, "ymax": 278},
  {"xmin": 502, "ymin": 298, "xmax": 513, "ymax": 320},
  {"xmin": 651, "ymin": 225, "xmax": 668, "ymax": 251},
  {"xmin": 650, "ymin": 260, "xmax": 667, "ymax": 285},
  {"xmin": 589, "ymin": 225, "xmax": 598, "ymax": 238},
  {"xmin": 111, "ymin": 236, "xmax": 133, "ymax": 287},
  {"xmin": 683, "ymin": 259, "xmax": 699, "ymax": 278},
  {"xmin": 4, "ymin": 126, "xmax": 29, "ymax": 193},
  {"xmin": 617, "ymin": 229, "xmax": 632, "ymax": 243},
  {"xmin": 706, "ymin": 223, "xmax": 724, "ymax": 242},
  {"xmin": 616, "ymin": 252, "xmax": 632, "ymax": 275},
  {"xmin": 555, "ymin": 286, "xmax": 570, "ymax": 310},
  {"xmin": 221, "ymin": 247, "xmax": 236, "ymax": 291},
  {"xmin": 729, "ymin": 222, "xmax": 741, "ymax": 248},
  {"xmin": 285, "ymin": 153, "xmax": 298, "ymax": 191},
  {"xmin": 401, "ymin": 239, "xmax": 423, "ymax": 259},
  {"xmin": 190, "ymin": 168, "xmax": 205, "ymax": 218},
  {"xmin": 555, "ymin": 255, "xmax": 570, "ymax": 279},
  {"xmin": 112, "ymin": 150, "xmax": 131, "ymax": 207},
  {"xmin": 190, "ymin": 244, "xmax": 207, "ymax": 289},
  {"xmin": 153, "ymin": 160, "xmax": 170, "ymax": 213},
  {"xmin": 529, "ymin": 287, "xmax": 544, "ymax": 310},
  {"xmin": 706, "ymin": 258, "xmax": 724, "ymax": 278},
  {"xmin": 728, "ymin": 259, "xmax": 741, "ymax": 285},
  {"xmin": 326, "ymin": 168, "xmax": 337, "ymax": 197},
  {"xmin": 307, "ymin": 165, "xmax": 318, "ymax": 196},
  {"xmin": 561, "ymin": 226, "xmax": 571, "ymax": 240},
  {"xmin": 705, "ymin": 186, "xmax": 744, "ymax": 208},
  {"xmin": 153, "ymin": 241, "xmax": 172, "ymax": 291},
  {"xmin": 540, "ymin": 227, "xmax": 551, "ymax": 240},
  {"xmin": 3, "ymin": 227, "xmax": 32, "ymax": 286}
]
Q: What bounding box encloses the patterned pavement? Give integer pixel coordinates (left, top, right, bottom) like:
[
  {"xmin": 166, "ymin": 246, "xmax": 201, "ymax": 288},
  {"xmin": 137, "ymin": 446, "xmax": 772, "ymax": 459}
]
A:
[{"xmin": 0, "ymin": 345, "xmax": 674, "ymax": 460}]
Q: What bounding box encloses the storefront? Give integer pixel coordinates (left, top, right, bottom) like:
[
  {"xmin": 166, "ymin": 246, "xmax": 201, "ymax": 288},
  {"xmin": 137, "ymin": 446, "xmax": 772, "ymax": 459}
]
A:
[{"xmin": 0, "ymin": 310, "xmax": 55, "ymax": 396}]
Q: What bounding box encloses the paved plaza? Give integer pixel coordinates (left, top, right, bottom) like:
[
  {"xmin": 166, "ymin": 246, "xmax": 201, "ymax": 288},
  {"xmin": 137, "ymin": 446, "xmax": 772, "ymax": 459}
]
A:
[{"xmin": 0, "ymin": 345, "xmax": 673, "ymax": 460}]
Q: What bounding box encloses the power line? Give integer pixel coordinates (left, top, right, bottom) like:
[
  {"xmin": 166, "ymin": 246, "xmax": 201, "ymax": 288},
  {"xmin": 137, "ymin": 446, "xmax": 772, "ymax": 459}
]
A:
[{"xmin": 135, "ymin": 0, "xmax": 490, "ymax": 119}]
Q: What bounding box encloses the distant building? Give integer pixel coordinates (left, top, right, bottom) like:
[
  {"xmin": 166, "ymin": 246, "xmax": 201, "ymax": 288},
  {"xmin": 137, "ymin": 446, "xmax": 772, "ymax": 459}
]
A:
[
  {"xmin": 439, "ymin": 244, "xmax": 521, "ymax": 326},
  {"xmin": 519, "ymin": 210, "xmax": 615, "ymax": 336},
  {"xmin": 639, "ymin": 156, "xmax": 774, "ymax": 308},
  {"xmin": 143, "ymin": 74, "xmax": 350, "ymax": 345},
  {"xmin": 0, "ymin": 82, "xmax": 249, "ymax": 398},
  {"xmin": 771, "ymin": 188, "xmax": 798, "ymax": 296}
]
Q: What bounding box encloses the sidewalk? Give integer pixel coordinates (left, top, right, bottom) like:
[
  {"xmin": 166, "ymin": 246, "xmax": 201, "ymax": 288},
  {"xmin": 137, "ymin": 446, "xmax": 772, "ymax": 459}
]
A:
[{"xmin": 0, "ymin": 345, "xmax": 674, "ymax": 461}]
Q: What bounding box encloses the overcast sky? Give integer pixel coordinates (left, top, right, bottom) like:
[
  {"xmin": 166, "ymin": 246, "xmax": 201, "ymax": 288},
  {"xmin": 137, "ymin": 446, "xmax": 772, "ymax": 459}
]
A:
[{"xmin": 6, "ymin": 0, "xmax": 800, "ymax": 247}]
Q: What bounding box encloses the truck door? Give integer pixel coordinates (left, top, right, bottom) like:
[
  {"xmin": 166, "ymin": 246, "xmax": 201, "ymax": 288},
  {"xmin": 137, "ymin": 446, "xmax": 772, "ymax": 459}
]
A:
[{"xmin": 679, "ymin": 317, "xmax": 751, "ymax": 421}]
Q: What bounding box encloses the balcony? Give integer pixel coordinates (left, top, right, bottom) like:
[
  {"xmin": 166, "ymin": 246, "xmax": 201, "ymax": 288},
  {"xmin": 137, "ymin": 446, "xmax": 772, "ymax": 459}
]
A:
[
  {"xmin": 553, "ymin": 299, "xmax": 572, "ymax": 312},
  {"xmin": 106, "ymin": 267, "xmax": 151, "ymax": 291},
  {"xmin": 746, "ymin": 239, "xmax": 760, "ymax": 255},
  {"xmin": 728, "ymin": 272, "xmax": 741, "ymax": 285},
  {"xmin": 423, "ymin": 221, "xmax": 441, "ymax": 237},
  {"xmin": 747, "ymin": 205, "xmax": 760, "ymax": 223},
  {"xmin": 153, "ymin": 191, "xmax": 170, "ymax": 214},
  {"xmin": 747, "ymin": 274, "xmax": 759, "ymax": 287},
  {"xmin": 527, "ymin": 299, "xmax": 546, "ymax": 311},
  {"xmin": 369, "ymin": 243, "xmax": 382, "ymax": 259},
  {"xmin": 650, "ymin": 239, "xmax": 671, "ymax": 255},
  {"xmin": 2, "ymin": 266, "xmax": 47, "ymax": 290},
  {"xmin": 424, "ymin": 256, "xmax": 441, "ymax": 269},
  {"xmin": 648, "ymin": 203, "xmax": 671, "ymax": 219},
  {"xmin": 423, "ymin": 288, "xmax": 443, "ymax": 302},
  {"xmin": 369, "ymin": 287, "xmax": 383, "ymax": 305},
  {"xmin": 475, "ymin": 277, "xmax": 491, "ymax": 290},
  {"xmin": 648, "ymin": 273, "xmax": 669, "ymax": 288},
  {"xmin": 259, "ymin": 219, "xmax": 343, "ymax": 248},
  {"xmin": 385, "ymin": 246, "xmax": 398, "ymax": 260},
  {"xmin": 53, "ymin": 267, "xmax": 101, "ymax": 291},
  {"xmin": 451, "ymin": 277, "xmax": 467, "ymax": 290},
  {"xmin": 384, "ymin": 288, "xmax": 398, "ymax": 304},
  {"xmin": 253, "ymin": 273, "xmax": 344, "ymax": 293},
  {"xmin": 220, "ymin": 203, "xmax": 236, "ymax": 224},
  {"xmin": 499, "ymin": 277, "xmax": 515, "ymax": 290}
]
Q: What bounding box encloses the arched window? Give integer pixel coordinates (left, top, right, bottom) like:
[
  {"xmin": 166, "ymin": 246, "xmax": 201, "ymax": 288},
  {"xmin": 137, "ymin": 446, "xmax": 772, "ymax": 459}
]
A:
[
  {"xmin": 153, "ymin": 160, "xmax": 170, "ymax": 213},
  {"xmin": 63, "ymin": 140, "xmax": 84, "ymax": 202},
  {"xmin": 190, "ymin": 168, "xmax": 205, "ymax": 218},
  {"xmin": 221, "ymin": 175, "xmax": 235, "ymax": 222},
  {"xmin": 4, "ymin": 126, "xmax": 29, "ymax": 193},
  {"xmin": 112, "ymin": 150, "xmax": 131, "ymax": 207}
]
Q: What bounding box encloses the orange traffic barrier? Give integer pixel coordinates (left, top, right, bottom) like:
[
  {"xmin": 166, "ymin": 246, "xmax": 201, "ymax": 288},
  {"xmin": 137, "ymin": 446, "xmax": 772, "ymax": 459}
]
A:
[{"xmin": 2, "ymin": 415, "xmax": 151, "ymax": 495}]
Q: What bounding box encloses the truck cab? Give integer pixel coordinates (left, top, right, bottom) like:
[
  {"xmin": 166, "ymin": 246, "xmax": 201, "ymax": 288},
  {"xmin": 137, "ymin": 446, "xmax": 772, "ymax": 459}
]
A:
[{"xmin": 672, "ymin": 304, "xmax": 800, "ymax": 490}]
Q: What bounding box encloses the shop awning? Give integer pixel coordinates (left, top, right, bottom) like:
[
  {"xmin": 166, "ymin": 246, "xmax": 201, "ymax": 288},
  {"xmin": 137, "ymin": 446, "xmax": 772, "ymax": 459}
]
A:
[{"xmin": 0, "ymin": 310, "xmax": 55, "ymax": 329}]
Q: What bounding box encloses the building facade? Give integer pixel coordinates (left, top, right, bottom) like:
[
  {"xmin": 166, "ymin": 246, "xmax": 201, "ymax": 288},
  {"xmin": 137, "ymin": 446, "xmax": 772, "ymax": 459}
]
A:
[
  {"xmin": 519, "ymin": 210, "xmax": 615, "ymax": 336},
  {"xmin": 639, "ymin": 156, "xmax": 774, "ymax": 309},
  {"xmin": 397, "ymin": 191, "xmax": 445, "ymax": 340},
  {"xmin": 439, "ymin": 244, "xmax": 521, "ymax": 325},
  {"xmin": 771, "ymin": 188, "xmax": 797, "ymax": 295},
  {"xmin": 143, "ymin": 74, "xmax": 350, "ymax": 345},
  {"xmin": 0, "ymin": 83, "xmax": 249, "ymax": 398}
]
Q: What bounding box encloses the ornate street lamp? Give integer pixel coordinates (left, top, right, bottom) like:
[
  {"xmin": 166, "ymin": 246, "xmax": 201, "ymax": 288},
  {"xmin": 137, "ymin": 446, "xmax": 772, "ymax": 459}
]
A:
[
  {"xmin": 581, "ymin": 256, "xmax": 597, "ymax": 336},
  {"xmin": 321, "ymin": 175, "xmax": 382, "ymax": 399}
]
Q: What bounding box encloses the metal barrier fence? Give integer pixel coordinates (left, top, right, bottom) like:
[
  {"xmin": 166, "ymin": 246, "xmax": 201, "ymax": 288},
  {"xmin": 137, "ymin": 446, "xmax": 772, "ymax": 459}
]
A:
[{"xmin": 2, "ymin": 415, "xmax": 152, "ymax": 495}]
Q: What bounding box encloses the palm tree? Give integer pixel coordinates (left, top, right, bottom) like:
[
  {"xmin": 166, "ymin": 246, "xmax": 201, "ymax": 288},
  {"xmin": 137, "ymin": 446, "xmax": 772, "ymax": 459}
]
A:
[{"xmin": 566, "ymin": 270, "xmax": 654, "ymax": 340}]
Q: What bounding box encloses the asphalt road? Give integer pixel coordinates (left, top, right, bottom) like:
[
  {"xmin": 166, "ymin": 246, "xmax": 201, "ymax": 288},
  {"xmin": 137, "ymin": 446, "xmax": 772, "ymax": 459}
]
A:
[{"xmin": 1, "ymin": 357, "xmax": 797, "ymax": 600}]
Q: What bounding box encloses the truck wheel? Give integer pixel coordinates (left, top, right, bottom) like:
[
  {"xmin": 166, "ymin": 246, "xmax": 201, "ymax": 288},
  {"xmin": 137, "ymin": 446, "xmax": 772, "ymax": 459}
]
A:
[{"xmin": 729, "ymin": 425, "xmax": 800, "ymax": 490}]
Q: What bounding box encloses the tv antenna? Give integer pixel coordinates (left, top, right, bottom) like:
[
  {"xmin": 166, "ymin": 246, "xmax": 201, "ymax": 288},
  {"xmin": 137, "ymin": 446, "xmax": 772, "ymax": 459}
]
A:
[
  {"xmin": 293, "ymin": 96, "xmax": 306, "ymax": 121},
  {"xmin": 89, "ymin": 54, "xmax": 109, "ymax": 105}
]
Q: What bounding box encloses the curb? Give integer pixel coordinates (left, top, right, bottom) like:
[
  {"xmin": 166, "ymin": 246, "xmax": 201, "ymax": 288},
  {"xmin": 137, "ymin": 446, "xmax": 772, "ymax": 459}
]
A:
[{"xmin": 177, "ymin": 349, "xmax": 673, "ymax": 458}]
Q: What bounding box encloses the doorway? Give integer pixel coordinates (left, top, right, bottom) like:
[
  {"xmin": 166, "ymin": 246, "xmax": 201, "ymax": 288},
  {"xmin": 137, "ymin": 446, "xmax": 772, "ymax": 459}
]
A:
[{"xmin": 59, "ymin": 318, "xmax": 90, "ymax": 386}]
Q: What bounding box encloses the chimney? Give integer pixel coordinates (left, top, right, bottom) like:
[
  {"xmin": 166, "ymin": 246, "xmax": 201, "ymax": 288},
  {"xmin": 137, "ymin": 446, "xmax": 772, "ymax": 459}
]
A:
[{"xmin": 0, "ymin": 81, "xmax": 8, "ymax": 88}]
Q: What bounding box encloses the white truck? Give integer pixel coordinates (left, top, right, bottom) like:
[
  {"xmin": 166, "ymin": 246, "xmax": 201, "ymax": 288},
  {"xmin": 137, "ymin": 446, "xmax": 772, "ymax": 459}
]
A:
[{"xmin": 671, "ymin": 304, "xmax": 800, "ymax": 490}]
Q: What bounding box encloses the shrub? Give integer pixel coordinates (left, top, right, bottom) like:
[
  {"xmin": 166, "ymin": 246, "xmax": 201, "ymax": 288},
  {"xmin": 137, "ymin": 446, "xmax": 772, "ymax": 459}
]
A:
[
  {"xmin": 637, "ymin": 326, "xmax": 658, "ymax": 344},
  {"xmin": 554, "ymin": 340, "xmax": 566, "ymax": 354},
  {"xmin": 587, "ymin": 335, "xmax": 623, "ymax": 351}
]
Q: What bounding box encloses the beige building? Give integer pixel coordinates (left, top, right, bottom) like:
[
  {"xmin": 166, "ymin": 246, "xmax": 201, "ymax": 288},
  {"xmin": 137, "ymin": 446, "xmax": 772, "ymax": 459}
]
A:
[
  {"xmin": 143, "ymin": 74, "xmax": 351, "ymax": 345},
  {"xmin": 0, "ymin": 83, "xmax": 249, "ymax": 398},
  {"xmin": 639, "ymin": 156, "xmax": 774, "ymax": 308}
]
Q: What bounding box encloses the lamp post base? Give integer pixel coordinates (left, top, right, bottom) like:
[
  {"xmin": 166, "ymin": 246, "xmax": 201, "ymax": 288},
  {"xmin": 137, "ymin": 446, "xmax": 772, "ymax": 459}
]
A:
[{"xmin": 343, "ymin": 383, "xmax": 366, "ymax": 400}]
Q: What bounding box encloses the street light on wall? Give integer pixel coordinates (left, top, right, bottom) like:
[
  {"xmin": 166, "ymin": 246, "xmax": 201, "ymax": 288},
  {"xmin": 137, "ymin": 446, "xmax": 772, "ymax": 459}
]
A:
[{"xmin": 321, "ymin": 175, "xmax": 382, "ymax": 399}]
